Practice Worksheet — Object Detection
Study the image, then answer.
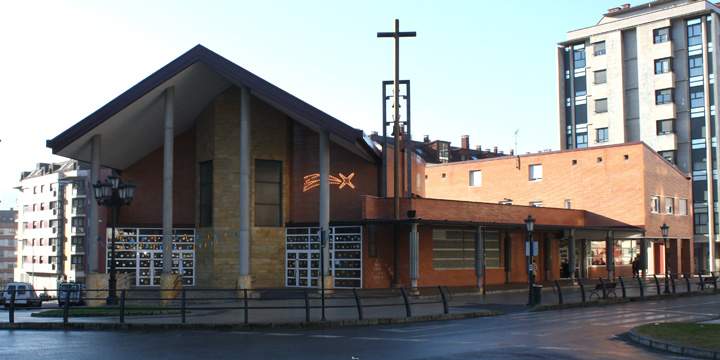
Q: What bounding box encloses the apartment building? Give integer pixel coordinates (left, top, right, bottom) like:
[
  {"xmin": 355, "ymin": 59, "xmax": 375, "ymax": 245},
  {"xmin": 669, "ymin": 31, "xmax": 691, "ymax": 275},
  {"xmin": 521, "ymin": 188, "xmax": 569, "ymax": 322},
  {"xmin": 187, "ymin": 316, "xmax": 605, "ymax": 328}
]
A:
[
  {"xmin": 14, "ymin": 161, "xmax": 90, "ymax": 291},
  {"xmin": 557, "ymin": 0, "xmax": 720, "ymax": 270},
  {"xmin": 425, "ymin": 143, "xmax": 693, "ymax": 278},
  {"xmin": 0, "ymin": 209, "xmax": 17, "ymax": 285}
]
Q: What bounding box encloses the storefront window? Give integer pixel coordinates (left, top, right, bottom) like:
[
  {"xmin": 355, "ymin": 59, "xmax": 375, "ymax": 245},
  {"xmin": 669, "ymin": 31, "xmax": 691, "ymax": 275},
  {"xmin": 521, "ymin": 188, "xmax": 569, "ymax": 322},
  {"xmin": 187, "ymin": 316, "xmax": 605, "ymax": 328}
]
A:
[
  {"xmin": 615, "ymin": 240, "xmax": 639, "ymax": 265},
  {"xmin": 591, "ymin": 240, "xmax": 606, "ymax": 265}
]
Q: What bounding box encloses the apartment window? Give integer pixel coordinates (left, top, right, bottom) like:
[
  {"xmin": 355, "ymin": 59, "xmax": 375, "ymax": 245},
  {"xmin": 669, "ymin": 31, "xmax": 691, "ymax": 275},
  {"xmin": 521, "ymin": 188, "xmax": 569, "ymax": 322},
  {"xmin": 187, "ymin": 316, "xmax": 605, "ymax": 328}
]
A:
[
  {"xmin": 593, "ymin": 41, "xmax": 606, "ymax": 56},
  {"xmin": 678, "ymin": 199, "xmax": 688, "ymax": 216},
  {"xmin": 438, "ymin": 142, "xmax": 449, "ymax": 163},
  {"xmin": 432, "ymin": 229, "xmax": 475, "ymax": 269},
  {"xmin": 655, "ymin": 89, "xmax": 673, "ymax": 105},
  {"xmin": 564, "ymin": 199, "xmax": 572, "ymax": 209},
  {"xmin": 573, "ymin": 47, "xmax": 585, "ymax": 68},
  {"xmin": 596, "ymin": 127, "xmax": 609, "ymax": 143},
  {"xmin": 688, "ymin": 22, "xmax": 702, "ymax": 46},
  {"xmin": 485, "ymin": 230, "xmax": 501, "ymax": 268},
  {"xmin": 659, "ymin": 150, "xmax": 676, "ymax": 165},
  {"xmin": 254, "ymin": 159, "xmax": 282, "ymax": 227},
  {"xmin": 690, "ymin": 86, "xmax": 704, "ymax": 108},
  {"xmin": 695, "ymin": 211, "xmax": 708, "ymax": 234},
  {"xmin": 529, "ymin": 164, "xmax": 543, "ymax": 181},
  {"xmin": 653, "ymin": 27, "xmax": 670, "ymax": 44},
  {"xmin": 595, "ymin": 98, "xmax": 608, "ymax": 113},
  {"xmin": 593, "ymin": 69, "xmax": 607, "ymax": 84},
  {"xmin": 576, "ymin": 132, "xmax": 588, "ymax": 148},
  {"xmin": 529, "ymin": 201, "xmax": 543, "ymax": 207},
  {"xmin": 654, "ymin": 58, "xmax": 671, "ymax": 74},
  {"xmin": 665, "ymin": 197, "xmax": 674, "ymax": 214},
  {"xmin": 198, "ymin": 160, "xmax": 213, "ymax": 227},
  {"xmin": 650, "ymin": 196, "xmax": 660, "ymax": 213},
  {"xmin": 469, "ymin": 170, "xmax": 482, "ymax": 187},
  {"xmin": 574, "ymin": 75, "xmax": 587, "ymax": 96},
  {"xmin": 656, "ymin": 119, "xmax": 675, "ymax": 135},
  {"xmin": 689, "ymin": 55, "xmax": 703, "ymax": 77}
]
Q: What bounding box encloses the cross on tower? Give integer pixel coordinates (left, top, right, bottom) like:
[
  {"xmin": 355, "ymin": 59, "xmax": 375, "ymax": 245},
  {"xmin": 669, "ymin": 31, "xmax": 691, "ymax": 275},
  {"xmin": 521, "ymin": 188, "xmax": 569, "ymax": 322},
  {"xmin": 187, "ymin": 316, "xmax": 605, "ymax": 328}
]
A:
[{"xmin": 377, "ymin": 19, "xmax": 416, "ymax": 220}]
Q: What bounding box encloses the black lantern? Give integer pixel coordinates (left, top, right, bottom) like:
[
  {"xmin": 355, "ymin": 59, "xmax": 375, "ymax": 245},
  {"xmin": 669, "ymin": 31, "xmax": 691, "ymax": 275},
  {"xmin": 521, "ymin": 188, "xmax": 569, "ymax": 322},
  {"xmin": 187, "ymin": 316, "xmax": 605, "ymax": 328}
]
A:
[
  {"xmin": 660, "ymin": 223, "xmax": 670, "ymax": 294},
  {"xmin": 525, "ymin": 214, "xmax": 536, "ymax": 305},
  {"xmin": 524, "ymin": 215, "xmax": 535, "ymax": 232},
  {"xmin": 661, "ymin": 223, "xmax": 669, "ymax": 238},
  {"xmin": 92, "ymin": 176, "xmax": 136, "ymax": 304}
]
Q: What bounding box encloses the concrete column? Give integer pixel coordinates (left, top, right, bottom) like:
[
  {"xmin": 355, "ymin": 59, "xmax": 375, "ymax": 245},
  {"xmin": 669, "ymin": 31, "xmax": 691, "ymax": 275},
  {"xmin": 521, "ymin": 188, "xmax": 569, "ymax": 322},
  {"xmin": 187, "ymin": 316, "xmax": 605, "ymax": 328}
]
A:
[
  {"xmin": 161, "ymin": 87, "xmax": 175, "ymax": 275},
  {"xmin": 319, "ymin": 130, "xmax": 332, "ymax": 288},
  {"xmin": 568, "ymin": 229, "xmax": 576, "ymax": 282},
  {"xmin": 606, "ymin": 231, "xmax": 615, "ymax": 279},
  {"xmin": 475, "ymin": 226, "xmax": 485, "ymax": 291},
  {"xmin": 238, "ymin": 87, "xmax": 252, "ymax": 289},
  {"xmin": 409, "ymin": 222, "xmax": 419, "ymax": 289},
  {"xmin": 87, "ymin": 135, "xmax": 101, "ymax": 273},
  {"xmin": 703, "ymin": 16, "xmax": 717, "ymax": 272}
]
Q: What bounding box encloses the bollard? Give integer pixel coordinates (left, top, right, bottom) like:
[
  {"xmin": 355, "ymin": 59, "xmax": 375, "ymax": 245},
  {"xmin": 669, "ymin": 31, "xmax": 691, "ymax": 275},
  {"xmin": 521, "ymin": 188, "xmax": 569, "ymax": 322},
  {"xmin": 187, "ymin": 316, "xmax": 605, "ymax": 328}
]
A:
[
  {"xmin": 352, "ymin": 288, "xmax": 364, "ymax": 321},
  {"xmin": 653, "ymin": 274, "xmax": 661, "ymax": 295},
  {"xmin": 304, "ymin": 289, "xmax": 310, "ymax": 323},
  {"xmin": 243, "ymin": 289, "xmax": 249, "ymax": 325},
  {"xmin": 578, "ymin": 279, "xmax": 586, "ymax": 304},
  {"xmin": 400, "ymin": 288, "xmax": 412, "ymax": 318},
  {"xmin": 684, "ymin": 274, "xmax": 691, "ymax": 294},
  {"xmin": 181, "ymin": 288, "xmax": 186, "ymax": 324},
  {"xmin": 9, "ymin": 288, "xmax": 15, "ymax": 324},
  {"xmin": 439, "ymin": 286, "xmax": 449, "ymax": 314},
  {"xmin": 699, "ymin": 274, "xmax": 705, "ymax": 291},
  {"xmin": 554, "ymin": 280, "xmax": 563, "ymax": 305},
  {"xmin": 63, "ymin": 288, "xmax": 71, "ymax": 325},
  {"xmin": 119, "ymin": 290, "xmax": 126, "ymax": 324},
  {"xmin": 599, "ymin": 278, "xmax": 607, "ymax": 300},
  {"xmin": 670, "ymin": 274, "xmax": 676, "ymax": 294},
  {"xmin": 618, "ymin": 276, "xmax": 626, "ymax": 299},
  {"xmin": 637, "ymin": 276, "xmax": 644, "ymax": 299}
]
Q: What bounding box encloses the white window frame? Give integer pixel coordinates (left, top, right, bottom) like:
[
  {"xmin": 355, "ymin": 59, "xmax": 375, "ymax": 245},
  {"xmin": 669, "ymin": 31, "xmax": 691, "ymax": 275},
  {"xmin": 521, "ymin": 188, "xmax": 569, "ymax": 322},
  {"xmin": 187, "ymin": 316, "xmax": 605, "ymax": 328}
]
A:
[
  {"xmin": 469, "ymin": 170, "xmax": 482, "ymax": 187},
  {"xmin": 665, "ymin": 197, "xmax": 674, "ymax": 214},
  {"xmin": 678, "ymin": 198, "xmax": 688, "ymax": 216},
  {"xmin": 529, "ymin": 164, "xmax": 543, "ymax": 181},
  {"xmin": 650, "ymin": 196, "xmax": 660, "ymax": 213}
]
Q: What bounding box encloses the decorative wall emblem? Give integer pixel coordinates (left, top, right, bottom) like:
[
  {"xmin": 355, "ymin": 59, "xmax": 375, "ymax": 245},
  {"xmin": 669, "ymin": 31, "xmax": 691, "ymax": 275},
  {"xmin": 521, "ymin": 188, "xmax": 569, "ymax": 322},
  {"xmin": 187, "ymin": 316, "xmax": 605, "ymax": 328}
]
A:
[{"xmin": 303, "ymin": 172, "xmax": 356, "ymax": 192}]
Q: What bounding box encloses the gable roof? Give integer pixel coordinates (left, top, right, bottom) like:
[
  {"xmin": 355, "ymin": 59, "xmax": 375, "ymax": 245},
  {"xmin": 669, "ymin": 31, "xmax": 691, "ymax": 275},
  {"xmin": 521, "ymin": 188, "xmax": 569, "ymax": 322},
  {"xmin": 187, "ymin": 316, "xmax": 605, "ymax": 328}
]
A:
[{"xmin": 47, "ymin": 44, "xmax": 376, "ymax": 167}]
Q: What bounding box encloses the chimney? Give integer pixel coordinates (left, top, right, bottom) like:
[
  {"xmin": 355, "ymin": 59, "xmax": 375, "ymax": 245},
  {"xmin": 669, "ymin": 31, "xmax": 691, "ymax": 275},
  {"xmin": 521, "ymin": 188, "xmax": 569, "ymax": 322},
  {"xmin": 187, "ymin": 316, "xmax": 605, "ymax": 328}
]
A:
[
  {"xmin": 493, "ymin": 146, "xmax": 498, "ymax": 154},
  {"xmin": 423, "ymin": 135, "xmax": 430, "ymax": 143},
  {"xmin": 460, "ymin": 135, "xmax": 469, "ymax": 150}
]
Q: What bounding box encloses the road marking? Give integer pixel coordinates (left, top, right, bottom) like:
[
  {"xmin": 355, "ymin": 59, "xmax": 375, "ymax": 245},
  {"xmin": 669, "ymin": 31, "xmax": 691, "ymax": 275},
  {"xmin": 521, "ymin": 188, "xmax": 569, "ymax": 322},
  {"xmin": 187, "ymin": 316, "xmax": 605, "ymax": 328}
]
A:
[
  {"xmin": 308, "ymin": 334, "xmax": 344, "ymax": 338},
  {"xmin": 352, "ymin": 337, "xmax": 385, "ymax": 341},
  {"xmin": 264, "ymin": 332, "xmax": 303, "ymax": 336},
  {"xmin": 379, "ymin": 323, "xmax": 459, "ymax": 333}
]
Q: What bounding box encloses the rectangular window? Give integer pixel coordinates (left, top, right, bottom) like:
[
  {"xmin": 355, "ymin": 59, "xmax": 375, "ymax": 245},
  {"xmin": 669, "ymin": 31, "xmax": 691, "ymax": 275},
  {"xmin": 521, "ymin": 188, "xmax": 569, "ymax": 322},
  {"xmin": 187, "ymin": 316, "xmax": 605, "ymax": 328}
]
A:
[
  {"xmin": 438, "ymin": 142, "xmax": 449, "ymax": 163},
  {"xmin": 576, "ymin": 132, "xmax": 588, "ymax": 148},
  {"xmin": 529, "ymin": 164, "xmax": 543, "ymax": 181},
  {"xmin": 665, "ymin": 197, "xmax": 674, "ymax": 214},
  {"xmin": 656, "ymin": 119, "xmax": 675, "ymax": 135},
  {"xmin": 690, "ymin": 86, "xmax": 704, "ymax": 108},
  {"xmin": 198, "ymin": 161, "xmax": 213, "ymax": 227},
  {"xmin": 254, "ymin": 159, "xmax": 282, "ymax": 227},
  {"xmin": 484, "ymin": 230, "xmax": 500, "ymax": 268},
  {"xmin": 615, "ymin": 240, "xmax": 638, "ymax": 266},
  {"xmin": 654, "ymin": 27, "xmax": 670, "ymax": 44},
  {"xmin": 659, "ymin": 150, "xmax": 676, "ymax": 164},
  {"xmin": 591, "ymin": 241, "xmax": 607, "ymax": 266},
  {"xmin": 688, "ymin": 22, "xmax": 702, "ymax": 46},
  {"xmin": 595, "ymin": 98, "xmax": 608, "ymax": 113},
  {"xmin": 573, "ymin": 47, "xmax": 585, "ymax": 68},
  {"xmin": 689, "ymin": 55, "xmax": 703, "ymax": 77},
  {"xmin": 432, "ymin": 228, "xmax": 475, "ymax": 269},
  {"xmin": 593, "ymin": 69, "xmax": 607, "ymax": 84},
  {"xmin": 593, "ymin": 41, "xmax": 606, "ymax": 56},
  {"xmin": 574, "ymin": 76, "xmax": 587, "ymax": 97},
  {"xmin": 654, "ymin": 58, "xmax": 671, "ymax": 74},
  {"xmin": 575, "ymin": 103, "xmax": 587, "ymax": 124},
  {"xmin": 650, "ymin": 196, "xmax": 660, "ymax": 213},
  {"xmin": 469, "ymin": 170, "xmax": 482, "ymax": 187},
  {"xmin": 564, "ymin": 199, "xmax": 572, "ymax": 209},
  {"xmin": 679, "ymin": 199, "xmax": 688, "ymax": 216},
  {"xmin": 695, "ymin": 211, "xmax": 708, "ymax": 234},
  {"xmin": 655, "ymin": 89, "xmax": 673, "ymax": 105},
  {"xmin": 596, "ymin": 127, "xmax": 609, "ymax": 143}
]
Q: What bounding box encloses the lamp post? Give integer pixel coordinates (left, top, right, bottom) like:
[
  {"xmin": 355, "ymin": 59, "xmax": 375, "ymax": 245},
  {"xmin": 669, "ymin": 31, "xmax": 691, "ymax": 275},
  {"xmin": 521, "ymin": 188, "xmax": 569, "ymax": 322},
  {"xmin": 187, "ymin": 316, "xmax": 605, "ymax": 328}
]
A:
[
  {"xmin": 525, "ymin": 215, "xmax": 536, "ymax": 305},
  {"xmin": 661, "ymin": 223, "xmax": 670, "ymax": 294},
  {"xmin": 92, "ymin": 175, "xmax": 136, "ymax": 305}
]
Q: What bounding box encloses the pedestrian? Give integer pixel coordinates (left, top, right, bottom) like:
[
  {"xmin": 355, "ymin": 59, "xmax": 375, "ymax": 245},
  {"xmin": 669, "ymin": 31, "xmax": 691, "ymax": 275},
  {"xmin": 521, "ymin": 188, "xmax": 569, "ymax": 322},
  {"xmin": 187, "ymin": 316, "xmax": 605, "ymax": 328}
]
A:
[{"xmin": 631, "ymin": 256, "xmax": 640, "ymax": 278}]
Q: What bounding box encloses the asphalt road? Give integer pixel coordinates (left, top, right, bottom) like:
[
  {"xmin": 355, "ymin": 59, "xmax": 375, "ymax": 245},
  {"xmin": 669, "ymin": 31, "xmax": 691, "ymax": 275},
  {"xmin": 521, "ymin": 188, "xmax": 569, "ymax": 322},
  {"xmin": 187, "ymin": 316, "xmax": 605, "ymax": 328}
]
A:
[{"xmin": 2, "ymin": 294, "xmax": 719, "ymax": 360}]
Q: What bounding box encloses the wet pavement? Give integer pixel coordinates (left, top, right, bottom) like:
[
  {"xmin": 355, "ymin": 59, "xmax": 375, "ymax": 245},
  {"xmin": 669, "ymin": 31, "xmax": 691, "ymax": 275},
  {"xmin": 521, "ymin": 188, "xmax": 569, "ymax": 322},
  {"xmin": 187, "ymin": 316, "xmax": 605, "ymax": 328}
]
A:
[{"xmin": 2, "ymin": 293, "xmax": 719, "ymax": 359}]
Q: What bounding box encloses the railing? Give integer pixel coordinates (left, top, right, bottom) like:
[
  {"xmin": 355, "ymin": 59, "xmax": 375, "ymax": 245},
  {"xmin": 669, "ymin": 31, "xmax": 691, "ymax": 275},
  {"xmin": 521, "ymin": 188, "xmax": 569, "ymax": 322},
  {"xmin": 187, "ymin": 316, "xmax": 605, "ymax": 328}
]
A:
[{"xmin": 2, "ymin": 286, "xmax": 452, "ymax": 326}]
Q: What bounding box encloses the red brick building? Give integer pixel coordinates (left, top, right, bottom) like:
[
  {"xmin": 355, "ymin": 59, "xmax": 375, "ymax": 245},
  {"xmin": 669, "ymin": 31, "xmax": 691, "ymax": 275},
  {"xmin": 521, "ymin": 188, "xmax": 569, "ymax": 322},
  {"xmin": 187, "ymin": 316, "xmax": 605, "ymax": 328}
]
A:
[{"xmin": 45, "ymin": 46, "xmax": 688, "ymax": 291}]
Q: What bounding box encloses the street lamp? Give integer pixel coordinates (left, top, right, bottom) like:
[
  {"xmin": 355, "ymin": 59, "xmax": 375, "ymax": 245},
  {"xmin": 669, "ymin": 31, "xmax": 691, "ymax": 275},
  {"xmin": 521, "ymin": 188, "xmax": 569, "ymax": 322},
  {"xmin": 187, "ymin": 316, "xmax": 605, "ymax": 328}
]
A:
[
  {"xmin": 525, "ymin": 215, "xmax": 536, "ymax": 305},
  {"xmin": 661, "ymin": 223, "xmax": 670, "ymax": 294},
  {"xmin": 93, "ymin": 175, "xmax": 136, "ymax": 304}
]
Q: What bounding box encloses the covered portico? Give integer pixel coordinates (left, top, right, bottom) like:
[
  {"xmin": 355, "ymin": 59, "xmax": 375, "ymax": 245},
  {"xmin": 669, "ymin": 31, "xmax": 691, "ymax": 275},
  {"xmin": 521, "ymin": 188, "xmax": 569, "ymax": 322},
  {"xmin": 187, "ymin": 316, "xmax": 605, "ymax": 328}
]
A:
[{"xmin": 46, "ymin": 45, "xmax": 378, "ymax": 289}]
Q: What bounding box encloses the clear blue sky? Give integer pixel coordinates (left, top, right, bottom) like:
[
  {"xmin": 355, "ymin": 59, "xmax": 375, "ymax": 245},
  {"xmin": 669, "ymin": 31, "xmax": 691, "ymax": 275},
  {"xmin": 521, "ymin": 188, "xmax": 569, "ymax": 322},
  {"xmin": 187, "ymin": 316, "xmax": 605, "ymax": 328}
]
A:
[{"xmin": 0, "ymin": 0, "xmax": 642, "ymax": 209}]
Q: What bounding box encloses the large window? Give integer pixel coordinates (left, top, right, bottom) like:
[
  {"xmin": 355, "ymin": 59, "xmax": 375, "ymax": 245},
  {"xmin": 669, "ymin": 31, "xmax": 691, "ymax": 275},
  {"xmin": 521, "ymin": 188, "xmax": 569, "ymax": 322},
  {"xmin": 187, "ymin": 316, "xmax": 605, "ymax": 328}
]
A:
[
  {"xmin": 594, "ymin": 69, "xmax": 607, "ymax": 84},
  {"xmin": 198, "ymin": 161, "xmax": 213, "ymax": 227},
  {"xmin": 679, "ymin": 199, "xmax": 688, "ymax": 216},
  {"xmin": 665, "ymin": 197, "xmax": 674, "ymax": 214},
  {"xmin": 596, "ymin": 127, "xmax": 609, "ymax": 143},
  {"xmin": 654, "ymin": 27, "xmax": 670, "ymax": 44},
  {"xmin": 656, "ymin": 89, "xmax": 673, "ymax": 105},
  {"xmin": 432, "ymin": 229, "xmax": 475, "ymax": 269},
  {"xmin": 695, "ymin": 211, "xmax": 708, "ymax": 235},
  {"xmin": 529, "ymin": 164, "xmax": 543, "ymax": 181},
  {"xmin": 591, "ymin": 241, "xmax": 607, "ymax": 266},
  {"xmin": 593, "ymin": 41, "xmax": 606, "ymax": 56},
  {"xmin": 650, "ymin": 196, "xmax": 660, "ymax": 213},
  {"xmin": 615, "ymin": 240, "xmax": 638, "ymax": 266},
  {"xmin": 484, "ymin": 230, "xmax": 500, "ymax": 268},
  {"xmin": 255, "ymin": 159, "xmax": 282, "ymax": 227},
  {"xmin": 655, "ymin": 58, "xmax": 671, "ymax": 74},
  {"xmin": 469, "ymin": 170, "xmax": 482, "ymax": 187},
  {"xmin": 576, "ymin": 132, "xmax": 588, "ymax": 148},
  {"xmin": 689, "ymin": 55, "xmax": 703, "ymax": 77},
  {"xmin": 573, "ymin": 47, "xmax": 586, "ymax": 68},
  {"xmin": 438, "ymin": 142, "xmax": 449, "ymax": 163},
  {"xmin": 595, "ymin": 98, "xmax": 608, "ymax": 113},
  {"xmin": 656, "ymin": 119, "xmax": 675, "ymax": 135},
  {"xmin": 690, "ymin": 86, "xmax": 704, "ymax": 108},
  {"xmin": 688, "ymin": 22, "xmax": 702, "ymax": 46}
]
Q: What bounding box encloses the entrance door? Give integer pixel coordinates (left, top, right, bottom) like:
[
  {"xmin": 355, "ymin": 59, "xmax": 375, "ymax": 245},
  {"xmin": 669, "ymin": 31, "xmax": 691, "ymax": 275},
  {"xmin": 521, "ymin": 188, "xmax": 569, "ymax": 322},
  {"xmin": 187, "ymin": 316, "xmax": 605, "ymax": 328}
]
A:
[{"xmin": 285, "ymin": 226, "xmax": 362, "ymax": 288}]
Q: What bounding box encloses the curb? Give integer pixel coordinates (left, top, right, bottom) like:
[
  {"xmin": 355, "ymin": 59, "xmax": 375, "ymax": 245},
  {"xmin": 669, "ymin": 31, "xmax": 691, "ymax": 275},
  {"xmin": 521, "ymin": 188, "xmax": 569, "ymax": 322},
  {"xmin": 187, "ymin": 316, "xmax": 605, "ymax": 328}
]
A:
[
  {"xmin": 0, "ymin": 310, "xmax": 500, "ymax": 331},
  {"xmin": 532, "ymin": 289, "xmax": 718, "ymax": 312},
  {"xmin": 627, "ymin": 328, "xmax": 720, "ymax": 359}
]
